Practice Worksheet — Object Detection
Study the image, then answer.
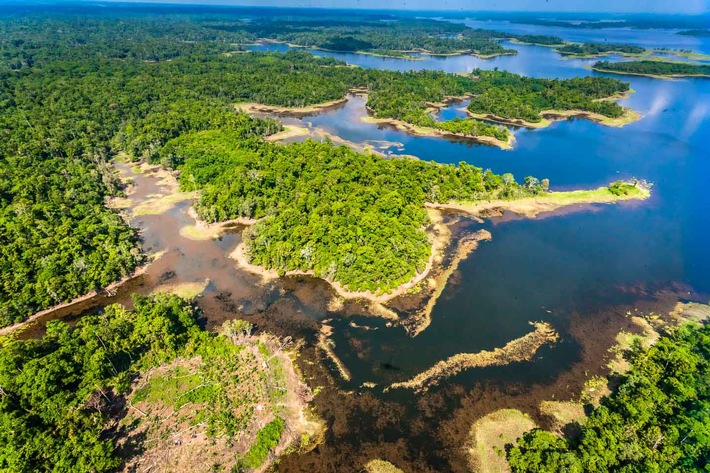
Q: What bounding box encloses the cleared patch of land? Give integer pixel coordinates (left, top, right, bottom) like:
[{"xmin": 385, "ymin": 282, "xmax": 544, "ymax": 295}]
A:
[{"xmin": 119, "ymin": 332, "xmax": 323, "ymax": 473}]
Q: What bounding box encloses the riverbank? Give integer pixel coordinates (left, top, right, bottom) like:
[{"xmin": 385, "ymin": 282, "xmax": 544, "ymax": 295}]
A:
[
  {"xmin": 467, "ymin": 104, "xmax": 641, "ymax": 129},
  {"xmin": 237, "ymin": 97, "xmax": 351, "ymax": 116},
  {"xmin": 0, "ymin": 260, "xmax": 154, "ymax": 338},
  {"xmin": 361, "ymin": 115, "xmax": 514, "ymax": 149},
  {"xmin": 592, "ymin": 66, "xmax": 710, "ymax": 79},
  {"xmin": 427, "ymin": 185, "xmax": 650, "ymax": 219}
]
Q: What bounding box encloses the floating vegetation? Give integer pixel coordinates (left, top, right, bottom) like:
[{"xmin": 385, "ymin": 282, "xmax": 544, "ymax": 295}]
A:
[
  {"xmin": 387, "ymin": 322, "xmax": 559, "ymax": 392},
  {"xmin": 317, "ymin": 322, "xmax": 352, "ymax": 381}
]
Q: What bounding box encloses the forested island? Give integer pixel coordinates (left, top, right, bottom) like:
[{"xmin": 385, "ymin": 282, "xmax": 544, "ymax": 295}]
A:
[
  {"xmin": 556, "ymin": 42, "xmax": 646, "ymax": 58},
  {"xmin": 593, "ymin": 60, "xmax": 710, "ymax": 78},
  {"xmin": 677, "ymin": 29, "xmax": 710, "ymax": 37},
  {"xmin": 465, "ymin": 69, "xmax": 636, "ymax": 126}
]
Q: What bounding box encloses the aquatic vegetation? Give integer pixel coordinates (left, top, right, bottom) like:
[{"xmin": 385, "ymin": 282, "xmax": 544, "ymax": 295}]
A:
[
  {"xmin": 403, "ymin": 230, "xmax": 492, "ymax": 337},
  {"xmin": 317, "ymin": 323, "xmax": 352, "ymax": 381},
  {"xmin": 387, "ymin": 322, "xmax": 559, "ymax": 392},
  {"xmin": 365, "ymin": 459, "xmax": 405, "ymax": 473}
]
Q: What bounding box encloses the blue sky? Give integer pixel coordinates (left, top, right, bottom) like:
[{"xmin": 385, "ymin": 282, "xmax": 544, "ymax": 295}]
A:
[{"xmin": 83, "ymin": 0, "xmax": 710, "ymax": 14}]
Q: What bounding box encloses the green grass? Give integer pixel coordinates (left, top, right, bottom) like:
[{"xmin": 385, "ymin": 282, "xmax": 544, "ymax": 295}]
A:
[
  {"xmin": 237, "ymin": 417, "xmax": 286, "ymax": 470},
  {"xmin": 132, "ymin": 367, "xmax": 214, "ymax": 408}
]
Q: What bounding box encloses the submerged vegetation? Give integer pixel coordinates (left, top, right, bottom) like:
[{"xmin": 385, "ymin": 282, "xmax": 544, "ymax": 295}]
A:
[
  {"xmin": 387, "ymin": 322, "xmax": 559, "ymax": 392},
  {"xmin": 593, "ymin": 60, "xmax": 710, "ymax": 78}
]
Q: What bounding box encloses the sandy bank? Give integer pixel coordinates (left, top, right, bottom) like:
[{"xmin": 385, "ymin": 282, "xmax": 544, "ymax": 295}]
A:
[
  {"xmin": 237, "ymin": 97, "xmax": 349, "ymax": 116},
  {"xmin": 361, "ymin": 115, "xmax": 514, "ymax": 150},
  {"xmin": 264, "ymin": 124, "xmax": 311, "ymax": 142},
  {"xmin": 426, "ymin": 185, "xmax": 650, "ymax": 220},
  {"xmin": 467, "ymin": 105, "xmax": 641, "ymax": 129}
]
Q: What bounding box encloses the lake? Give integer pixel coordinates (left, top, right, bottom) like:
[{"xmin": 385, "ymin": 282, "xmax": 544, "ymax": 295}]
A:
[{"xmin": 246, "ymin": 34, "xmax": 710, "ymax": 395}]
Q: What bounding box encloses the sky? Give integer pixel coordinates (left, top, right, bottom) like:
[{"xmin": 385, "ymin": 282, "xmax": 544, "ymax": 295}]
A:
[{"xmin": 82, "ymin": 0, "xmax": 710, "ymax": 14}]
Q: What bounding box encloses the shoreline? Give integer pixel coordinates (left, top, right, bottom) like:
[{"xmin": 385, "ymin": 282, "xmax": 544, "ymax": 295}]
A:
[
  {"xmin": 236, "ymin": 96, "xmax": 351, "ymax": 116},
  {"xmin": 361, "ymin": 115, "xmax": 514, "ymax": 150},
  {"xmin": 466, "ymin": 97, "xmax": 641, "ymax": 129},
  {"xmin": 0, "ymin": 260, "xmax": 154, "ymax": 337},
  {"xmin": 229, "ymin": 208, "xmax": 451, "ymax": 306},
  {"xmin": 591, "ymin": 66, "xmax": 710, "ymax": 80},
  {"xmin": 426, "ymin": 185, "xmax": 651, "ymax": 219}
]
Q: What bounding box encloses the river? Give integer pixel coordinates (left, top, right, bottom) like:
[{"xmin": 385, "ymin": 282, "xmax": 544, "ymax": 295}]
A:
[{"xmin": 12, "ymin": 18, "xmax": 710, "ymax": 473}]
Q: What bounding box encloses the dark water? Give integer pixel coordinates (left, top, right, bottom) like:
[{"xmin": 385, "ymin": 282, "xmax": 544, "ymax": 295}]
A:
[{"xmin": 251, "ymin": 31, "xmax": 710, "ymax": 390}]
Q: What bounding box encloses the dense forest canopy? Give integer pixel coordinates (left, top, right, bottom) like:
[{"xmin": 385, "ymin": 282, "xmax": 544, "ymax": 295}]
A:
[
  {"xmin": 593, "ymin": 60, "xmax": 710, "ymax": 77},
  {"xmin": 163, "ymin": 131, "xmax": 544, "ymax": 293},
  {"xmin": 0, "ymin": 12, "xmax": 634, "ymax": 325},
  {"xmin": 556, "ymin": 43, "xmax": 646, "ymax": 57},
  {"xmin": 507, "ymin": 322, "xmax": 710, "ymax": 472},
  {"xmin": 466, "ymin": 69, "xmax": 629, "ymax": 122}
]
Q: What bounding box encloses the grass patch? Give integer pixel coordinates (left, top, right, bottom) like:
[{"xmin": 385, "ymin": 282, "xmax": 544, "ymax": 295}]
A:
[
  {"xmin": 133, "ymin": 367, "xmax": 209, "ymax": 409},
  {"xmin": 132, "ymin": 191, "xmax": 198, "ymax": 217},
  {"xmin": 539, "ymin": 401, "xmax": 586, "ymax": 432},
  {"xmin": 365, "ymin": 459, "xmax": 404, "ymax": 473},
  {"xmin": 151, "ymin": 280, "xmax": 209, "ymax": 299},
  {"xmin": 468, "ymin": 409, "xmax": 537, "ymax": 473},
  {"xmin": 237, "ymin": 417, "xmax": 286, "ymax": 470}
]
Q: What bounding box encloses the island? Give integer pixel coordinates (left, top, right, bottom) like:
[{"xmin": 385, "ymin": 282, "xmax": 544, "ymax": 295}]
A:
[
  {"xmin": 593, "ymin": 60, "xmax": 710, "ymax": 78},
  {"xmin": 677, "ymin": 29, "xmax": 710, "ymax": 37}
]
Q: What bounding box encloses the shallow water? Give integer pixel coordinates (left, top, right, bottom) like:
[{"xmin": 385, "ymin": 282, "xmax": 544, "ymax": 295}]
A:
[{"xmin": 14, "ymin": 16, "xmax": 710, "ymax": 472}]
